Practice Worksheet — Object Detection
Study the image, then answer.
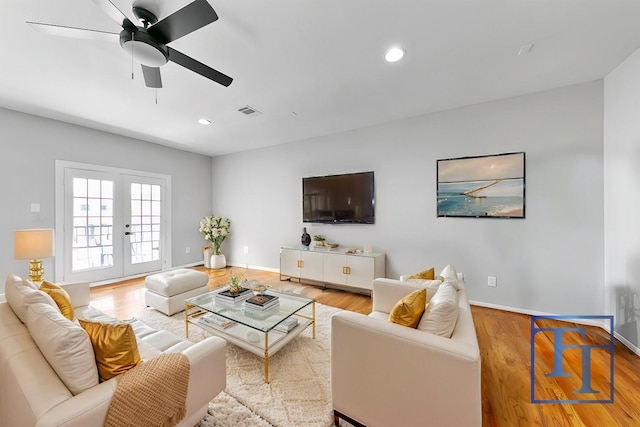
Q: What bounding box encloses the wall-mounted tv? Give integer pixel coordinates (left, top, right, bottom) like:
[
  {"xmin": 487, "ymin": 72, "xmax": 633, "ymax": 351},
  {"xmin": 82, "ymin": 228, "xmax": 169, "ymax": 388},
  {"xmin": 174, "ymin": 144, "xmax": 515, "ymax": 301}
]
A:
[
  {"xmin": 303, "ymin": 171, "xmax": 375, "ymax": 224},
  {"xmin": 437, "ymin": 152, "xmax": 525, "ymax": 218}
]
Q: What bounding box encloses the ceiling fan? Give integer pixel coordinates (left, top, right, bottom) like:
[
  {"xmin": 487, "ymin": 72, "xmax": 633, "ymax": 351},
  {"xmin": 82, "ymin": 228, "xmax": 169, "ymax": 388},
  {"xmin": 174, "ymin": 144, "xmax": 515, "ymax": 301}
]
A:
[{"xmin": 27, "ymin": 0, "xmax": 233, "ymax": 89}]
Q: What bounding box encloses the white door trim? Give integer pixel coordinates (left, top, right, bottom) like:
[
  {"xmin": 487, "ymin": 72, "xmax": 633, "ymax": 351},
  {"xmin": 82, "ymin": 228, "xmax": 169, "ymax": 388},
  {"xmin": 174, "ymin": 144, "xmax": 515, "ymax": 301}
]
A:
[{"xmin": 55, "ymin": 160, "xmax": 172, "ymax": 283}]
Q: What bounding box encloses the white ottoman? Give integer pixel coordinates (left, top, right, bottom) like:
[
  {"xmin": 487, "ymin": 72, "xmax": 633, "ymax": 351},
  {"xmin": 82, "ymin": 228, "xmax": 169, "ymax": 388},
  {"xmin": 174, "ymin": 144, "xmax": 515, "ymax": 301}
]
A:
[{"xmin": 145, "ymin": 269, "xmax": 209, "ymax": 316}]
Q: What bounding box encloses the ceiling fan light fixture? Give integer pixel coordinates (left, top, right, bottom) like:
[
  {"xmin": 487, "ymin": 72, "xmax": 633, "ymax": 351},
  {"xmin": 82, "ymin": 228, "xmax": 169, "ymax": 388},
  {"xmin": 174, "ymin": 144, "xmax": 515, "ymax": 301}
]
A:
[
  {"xmin": 198, "ymin": 118, "xmax": 212, "ymax": 125},
  {"xmin": 120, "ymin": 30, "xmax": 168, "ymax": 67},
  {"xmin": 385, "ymin": 47, "xmax": 405, "ymax": 63}
]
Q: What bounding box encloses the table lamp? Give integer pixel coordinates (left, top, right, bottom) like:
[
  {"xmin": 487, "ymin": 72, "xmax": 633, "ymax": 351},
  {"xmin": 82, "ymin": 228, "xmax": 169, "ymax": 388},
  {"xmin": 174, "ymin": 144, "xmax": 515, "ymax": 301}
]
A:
[{"xmin": 14, "ymin": 228, "xmax": 54, "ymax": 282}]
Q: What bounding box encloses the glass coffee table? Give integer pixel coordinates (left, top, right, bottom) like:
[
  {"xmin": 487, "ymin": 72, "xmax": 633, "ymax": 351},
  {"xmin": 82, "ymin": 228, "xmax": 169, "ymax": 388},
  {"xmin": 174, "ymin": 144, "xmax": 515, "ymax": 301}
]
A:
[{"xmin": 185, "ymin": 288, "xmax": 315, "ymax": 383}]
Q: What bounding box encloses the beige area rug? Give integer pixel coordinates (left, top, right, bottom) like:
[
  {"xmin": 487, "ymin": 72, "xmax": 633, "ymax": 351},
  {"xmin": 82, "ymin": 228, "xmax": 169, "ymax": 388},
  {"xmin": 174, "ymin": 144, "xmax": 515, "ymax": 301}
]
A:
[
  {"xmin": 137, "ymin": 302, "xmax": 349, "ymax": 427},
  {"xmin": 198, "ymin": 391, "xmax": 271, "ymax": 427}
]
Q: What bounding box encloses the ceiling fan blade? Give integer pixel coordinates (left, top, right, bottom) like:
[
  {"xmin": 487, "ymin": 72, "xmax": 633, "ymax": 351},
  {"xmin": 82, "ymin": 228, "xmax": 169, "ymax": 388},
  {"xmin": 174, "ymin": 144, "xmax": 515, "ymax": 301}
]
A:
[
  {"xmin": 167, "ymin": 47, "xmax": 232, "ymax": 87},
  {"xmin": 26, "ymin": 21, "xmax": 119, "ymax": 42},
  {"xmin": 141, "ymin": 65, "xmax": 163, "ymax": 88},
  {"xmin": 147, "ymin": 0, "xmax": 218, "ymax": 45},
  {"xmin": 91, "ymin": 0, "xmax": 136, "ymax": 30}
]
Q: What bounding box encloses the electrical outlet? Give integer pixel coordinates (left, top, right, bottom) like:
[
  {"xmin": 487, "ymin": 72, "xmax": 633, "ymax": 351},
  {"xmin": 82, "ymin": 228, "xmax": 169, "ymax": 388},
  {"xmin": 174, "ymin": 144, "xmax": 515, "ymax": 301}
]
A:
[
  {"xmin": 488, "ymin": 276, "xmax": 497, "ymax": 287},
  {"xmin": 185, "ymin": 247, "xmax": 191, "ymax": 254},
  {"xmin": 243, "ymin": 246, "xmax": 249, "ymax": 254}
]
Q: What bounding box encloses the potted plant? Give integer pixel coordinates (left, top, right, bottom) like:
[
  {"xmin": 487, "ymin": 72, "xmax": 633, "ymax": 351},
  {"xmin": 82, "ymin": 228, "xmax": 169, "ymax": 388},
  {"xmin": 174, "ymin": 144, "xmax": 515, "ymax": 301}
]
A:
[
  {"xmin": 200, "ymin": 215, "xmax": 231, "ymax": 269},
  {"xmin": 228, "ymin": 270, "xmax": 244, "ymax": 293},
  {"xmin": 313, "ymin": 234, "xmax": 326, "ymax": 247}
]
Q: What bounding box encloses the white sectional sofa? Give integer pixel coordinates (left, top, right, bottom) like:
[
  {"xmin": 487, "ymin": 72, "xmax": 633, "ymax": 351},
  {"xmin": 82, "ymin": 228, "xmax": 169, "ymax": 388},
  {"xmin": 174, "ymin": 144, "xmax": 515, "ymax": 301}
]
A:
[
  {"xmin": 331, "ymin": 276, "xmax": 481, "ymax": 427},
  {"xmin": 0, "ymin": 274, "xmax": 227, "ymax": 427}
]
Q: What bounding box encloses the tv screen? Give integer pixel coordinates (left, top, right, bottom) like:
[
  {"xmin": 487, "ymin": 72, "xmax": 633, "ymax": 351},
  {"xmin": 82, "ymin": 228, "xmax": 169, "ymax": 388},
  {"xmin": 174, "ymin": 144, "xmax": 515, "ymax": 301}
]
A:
[
  {"xmin": 303, "ymin": 171, "xmax": 375, "ymax": 224},
  {"xmin": 437, "ymin": 152, "xmax": 525, "ymax": 218}
]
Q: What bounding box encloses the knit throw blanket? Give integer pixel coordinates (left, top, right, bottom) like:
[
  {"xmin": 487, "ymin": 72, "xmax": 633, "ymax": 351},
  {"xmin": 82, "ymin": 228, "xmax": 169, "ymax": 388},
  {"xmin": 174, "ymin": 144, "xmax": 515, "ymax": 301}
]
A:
[{"xmin": 105, "ymin": 353, "xmax": 190, "ymax": 427}]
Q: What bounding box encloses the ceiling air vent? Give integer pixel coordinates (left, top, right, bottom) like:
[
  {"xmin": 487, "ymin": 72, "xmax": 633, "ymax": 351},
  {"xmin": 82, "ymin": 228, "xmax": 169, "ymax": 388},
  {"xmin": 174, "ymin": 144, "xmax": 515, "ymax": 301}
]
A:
[{"xmin": 237, "ymin": 105, "xmax": 262, "ymax": 117}]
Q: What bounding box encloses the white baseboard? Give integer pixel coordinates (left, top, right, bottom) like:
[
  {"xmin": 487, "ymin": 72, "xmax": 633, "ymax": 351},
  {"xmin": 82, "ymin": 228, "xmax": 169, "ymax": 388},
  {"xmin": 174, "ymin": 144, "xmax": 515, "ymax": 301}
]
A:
[
  {"xmin": 226, "ymin": 262, "xmax": 279, "ymax": 273},
  {"xmin": 470, "ymin": 300, "xmax": 640, "ymax": 356}
]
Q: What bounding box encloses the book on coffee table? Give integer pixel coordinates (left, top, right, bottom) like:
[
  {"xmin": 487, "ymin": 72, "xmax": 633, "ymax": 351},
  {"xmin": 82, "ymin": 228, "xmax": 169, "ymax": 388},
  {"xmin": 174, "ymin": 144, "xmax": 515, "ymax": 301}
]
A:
[
  {"xmin": 274, "ymin": 317, "xmax": 299, "ymax": 333},
  {"xmin": 216, "ymin": 287, "xmax": 253, "ymax": 304},
  {"xmin": 199, "ymin": 313, "xmax": 235, "ymax": 329},
  {"xmin": 245, "ymin": 294, "xmax": 279, "ymax": 310}
]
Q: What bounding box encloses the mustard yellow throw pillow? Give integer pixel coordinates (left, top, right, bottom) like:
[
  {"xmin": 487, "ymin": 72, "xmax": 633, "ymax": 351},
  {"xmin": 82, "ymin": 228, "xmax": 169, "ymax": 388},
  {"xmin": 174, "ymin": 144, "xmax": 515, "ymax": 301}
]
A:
[
  {"xmin": 79, "ymin": 320, "xmax": 142, "ymax": 381},
  {"xmin": 408, "ymin": 268, "xmax": 435, "ymax": 280},
  {"xmin": 40, "ymin": 280, "xmax": 74, "ymax": 320},
  {"xmin": 389, "ymin": 288, "xmax": 427, "ymax": 328}
]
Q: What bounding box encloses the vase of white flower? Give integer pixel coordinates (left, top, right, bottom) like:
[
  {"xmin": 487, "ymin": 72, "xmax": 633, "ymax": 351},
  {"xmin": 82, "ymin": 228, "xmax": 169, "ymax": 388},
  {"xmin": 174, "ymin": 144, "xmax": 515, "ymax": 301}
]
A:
[{"xmin": 200, "ymin": 215, "xmax": 230, "ymax": 269}]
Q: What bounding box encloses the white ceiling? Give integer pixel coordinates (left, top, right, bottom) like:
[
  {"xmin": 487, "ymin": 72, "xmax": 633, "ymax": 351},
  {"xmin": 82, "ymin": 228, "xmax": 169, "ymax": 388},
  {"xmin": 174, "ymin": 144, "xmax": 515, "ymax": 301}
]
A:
[{"xmin": 2, "ymin": 0, "xmax": 640, "ymax": 157}]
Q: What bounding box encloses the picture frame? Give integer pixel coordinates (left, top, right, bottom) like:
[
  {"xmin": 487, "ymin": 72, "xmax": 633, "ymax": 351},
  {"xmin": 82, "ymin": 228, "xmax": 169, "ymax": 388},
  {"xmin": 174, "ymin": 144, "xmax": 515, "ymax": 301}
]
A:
[{"xmin": 437, "ymin": 152, "xmax": 525, "ymax": 218}]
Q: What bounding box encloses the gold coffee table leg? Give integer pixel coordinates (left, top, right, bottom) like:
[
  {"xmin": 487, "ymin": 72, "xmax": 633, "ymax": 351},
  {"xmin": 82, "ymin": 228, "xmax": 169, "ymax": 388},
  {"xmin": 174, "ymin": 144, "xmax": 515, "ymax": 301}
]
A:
[
  {"xmin": 185, "ymin": 303, "xmax": 190, "ymax": 338},
  {"xmin": 264, "ymin": 332, "xmax": 270, "ymax": 383},
  {"xmin": 312, "ymin": 301, "xmax": 316, "ymax": 339}
]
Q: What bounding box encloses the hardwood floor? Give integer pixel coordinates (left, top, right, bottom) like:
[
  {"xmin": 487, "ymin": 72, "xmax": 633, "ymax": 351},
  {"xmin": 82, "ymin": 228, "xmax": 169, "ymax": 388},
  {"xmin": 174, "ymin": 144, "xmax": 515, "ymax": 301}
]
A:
[{"xmin": 90, "ymin": 267, "xmax": 640, "ymax": 427}]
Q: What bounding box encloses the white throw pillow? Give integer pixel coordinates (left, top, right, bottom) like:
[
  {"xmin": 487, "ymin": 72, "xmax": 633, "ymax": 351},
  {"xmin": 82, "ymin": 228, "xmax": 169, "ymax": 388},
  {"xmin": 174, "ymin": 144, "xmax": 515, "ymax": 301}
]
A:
[
  {"xmin": 405, "ymin": 279, "xmax": 443, "ymax": 301},
  {"xmin": 417, "ymin": 282, "xmax": 459, "ymax": 338},
  {"xmin": 26, "ymin": 303, "xmax": 99, "ymax": 395},
  {"xmin": 439, "ymin": 264, "xmax": 463, "ymax": 290},
  {"xmin": 5, "ymin": 274, "xmax": 57, "ymax": 322}
]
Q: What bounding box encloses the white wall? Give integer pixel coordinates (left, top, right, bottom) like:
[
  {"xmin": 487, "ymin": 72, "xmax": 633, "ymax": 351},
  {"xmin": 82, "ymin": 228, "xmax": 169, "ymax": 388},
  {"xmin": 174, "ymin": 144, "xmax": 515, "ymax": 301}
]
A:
[
  {"xmin": 604, "ymin": 48, "xmax": 640, "ymax": 348},
  {"xmin": 0, "ymin": 107, "xmax": 213, "ymax": 292},
  {"xmin": 212, "ymin": 81, "xmax": 605, "ymax": 315}
]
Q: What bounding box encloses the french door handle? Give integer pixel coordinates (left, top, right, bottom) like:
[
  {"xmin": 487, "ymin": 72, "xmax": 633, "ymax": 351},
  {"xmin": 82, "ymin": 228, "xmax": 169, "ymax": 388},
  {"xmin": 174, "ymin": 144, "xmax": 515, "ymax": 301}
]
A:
[{"xmin": 125, "ymin": 231, "xmax": 132, "ymax": 236}]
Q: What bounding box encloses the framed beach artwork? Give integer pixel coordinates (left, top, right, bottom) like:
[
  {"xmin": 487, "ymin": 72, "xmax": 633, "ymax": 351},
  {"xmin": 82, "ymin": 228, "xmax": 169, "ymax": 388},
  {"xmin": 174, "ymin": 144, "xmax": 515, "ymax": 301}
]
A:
[{"xmin": 437, "ymin": 152, "xmax": 525, "ymax": 218}]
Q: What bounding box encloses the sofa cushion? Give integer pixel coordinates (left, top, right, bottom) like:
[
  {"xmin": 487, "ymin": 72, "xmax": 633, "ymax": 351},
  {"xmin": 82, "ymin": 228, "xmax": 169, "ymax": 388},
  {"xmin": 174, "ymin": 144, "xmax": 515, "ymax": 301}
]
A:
[
  {"xmin": 407, "ymin": 267, "xmax": 435, "ymax": 280},
  {"xmin": 439, "ymin": 264, "xmax": 463, "ymax": 290},
  {"xmin": 388, "ymin": 288, "xmax": 426, "ymax": 328},
  {"xmin": 418, "ymin": 282, "xmax": 459, "ymax": 337},
  {"xmin": 5, "ymin": 274, "xmax": 58, "ymax": 323},
  {"xmin": 79, "ymin": 319, "xmax": 142, "ymax": 381},
  {"xmin": 404, "ymin": 279, "xmax": 442, "ymax": 301},
  {"xmin": 40, "ymin": 281, "xmax": 74, "ymax": 320},
  {"xmin": 26, "ymin": 302, "xmax": 99, "ymax": 395}
]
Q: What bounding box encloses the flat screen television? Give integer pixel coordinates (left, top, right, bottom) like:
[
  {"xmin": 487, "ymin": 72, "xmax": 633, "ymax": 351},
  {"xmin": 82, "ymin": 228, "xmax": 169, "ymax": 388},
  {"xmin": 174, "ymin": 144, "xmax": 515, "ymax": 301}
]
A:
[{"xmin": 303, "ymin": 171, "xmax": 375, "ymax": 224}]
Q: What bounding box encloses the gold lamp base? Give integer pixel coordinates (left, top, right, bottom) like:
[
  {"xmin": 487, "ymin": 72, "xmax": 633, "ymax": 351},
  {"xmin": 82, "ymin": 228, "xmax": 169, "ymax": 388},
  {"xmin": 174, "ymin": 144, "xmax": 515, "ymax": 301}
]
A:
[{"xmin": 28, "ymin": 259, "xmax": 44, "ymax": 282}]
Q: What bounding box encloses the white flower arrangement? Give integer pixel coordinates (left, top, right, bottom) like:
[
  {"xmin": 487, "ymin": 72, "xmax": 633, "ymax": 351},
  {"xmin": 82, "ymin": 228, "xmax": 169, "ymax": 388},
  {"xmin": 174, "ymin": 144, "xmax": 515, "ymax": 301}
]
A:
[{"xmin": 199, "ymin": 215, "xmax": 230, "ymax": 255}]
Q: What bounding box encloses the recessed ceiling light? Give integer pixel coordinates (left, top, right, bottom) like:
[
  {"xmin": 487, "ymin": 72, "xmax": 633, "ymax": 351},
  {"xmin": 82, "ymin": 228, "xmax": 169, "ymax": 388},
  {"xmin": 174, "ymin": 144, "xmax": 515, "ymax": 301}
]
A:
[
  {"xmin": 198, "ymin": 118, "xmax": 212, "ymax": 125},
  {"xmin": 385, "ymin": 47, "xmax": 405, "ymax": 63}
]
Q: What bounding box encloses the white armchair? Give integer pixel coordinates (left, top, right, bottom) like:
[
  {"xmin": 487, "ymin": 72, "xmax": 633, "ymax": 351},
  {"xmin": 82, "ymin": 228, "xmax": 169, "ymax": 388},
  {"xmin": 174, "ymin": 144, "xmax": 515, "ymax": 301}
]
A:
[{"xmin": 331, "ymin": 278, "xmax": 481, "ymax": 427}]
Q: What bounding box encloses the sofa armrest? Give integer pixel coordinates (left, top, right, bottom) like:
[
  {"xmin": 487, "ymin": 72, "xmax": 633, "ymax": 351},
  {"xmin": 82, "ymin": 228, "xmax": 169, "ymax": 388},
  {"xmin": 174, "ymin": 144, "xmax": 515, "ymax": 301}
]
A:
[
  {"xmin": 372, "ymin": 278, "xmax": 425, "ymax": 313},
  {"xmin": 182, "ymin": 336, "xmax": 227, "ymax": 415},
  {"xmin": 331, "ymin": 311, "xmax": 481, "ymax": 427},
  {"xmin": 36, "ymin": 336, "xmax": 226, "ymax": 427},
  {"xmin": 59, "ymin": 282, "xmax": 91, "ymax": 309}
]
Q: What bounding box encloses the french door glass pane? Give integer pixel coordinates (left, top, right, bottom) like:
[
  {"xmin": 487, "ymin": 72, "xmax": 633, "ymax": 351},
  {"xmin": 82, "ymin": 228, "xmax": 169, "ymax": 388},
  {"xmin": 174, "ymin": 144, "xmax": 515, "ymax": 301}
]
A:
[
  {"xmin": 72, "ymin": 177, "xmax": 114, "ymax": 271},
  {"xmin": 129, "ymin": 183, "xmax": 161, "ymax": 264}
]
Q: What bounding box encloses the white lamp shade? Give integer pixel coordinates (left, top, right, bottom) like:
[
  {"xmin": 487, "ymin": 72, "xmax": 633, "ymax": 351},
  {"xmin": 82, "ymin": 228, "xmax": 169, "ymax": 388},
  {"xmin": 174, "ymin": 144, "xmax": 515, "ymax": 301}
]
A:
[{"xmin": 14, "ymin": 229, "xmax": 55, "ymax": 259}]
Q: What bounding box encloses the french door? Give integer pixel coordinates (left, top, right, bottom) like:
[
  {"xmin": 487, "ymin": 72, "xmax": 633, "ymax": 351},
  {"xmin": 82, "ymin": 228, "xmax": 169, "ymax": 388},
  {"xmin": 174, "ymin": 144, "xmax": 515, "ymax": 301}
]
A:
[{"xmin": 56, "ymin": 162, "xmax": 170, "ymax": 283}]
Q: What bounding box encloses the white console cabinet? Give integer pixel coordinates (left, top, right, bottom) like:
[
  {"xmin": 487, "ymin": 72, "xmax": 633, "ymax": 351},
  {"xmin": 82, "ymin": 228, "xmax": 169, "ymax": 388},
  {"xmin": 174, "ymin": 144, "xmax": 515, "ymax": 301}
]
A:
[{"xmin": 280, "ymin": 246, "xmax": 385, "ymax": 291}]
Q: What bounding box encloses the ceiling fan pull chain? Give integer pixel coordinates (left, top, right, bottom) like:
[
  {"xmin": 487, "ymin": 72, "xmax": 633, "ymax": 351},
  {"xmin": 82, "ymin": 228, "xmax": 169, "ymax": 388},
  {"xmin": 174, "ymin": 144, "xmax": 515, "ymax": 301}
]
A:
[
  {"xmin": 155, "ymin": 88, "xmax": 158, "ymax": 105},
  {"xmin": 131, "ymin": 33, "xmax": 134, "ymax": 80}
]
